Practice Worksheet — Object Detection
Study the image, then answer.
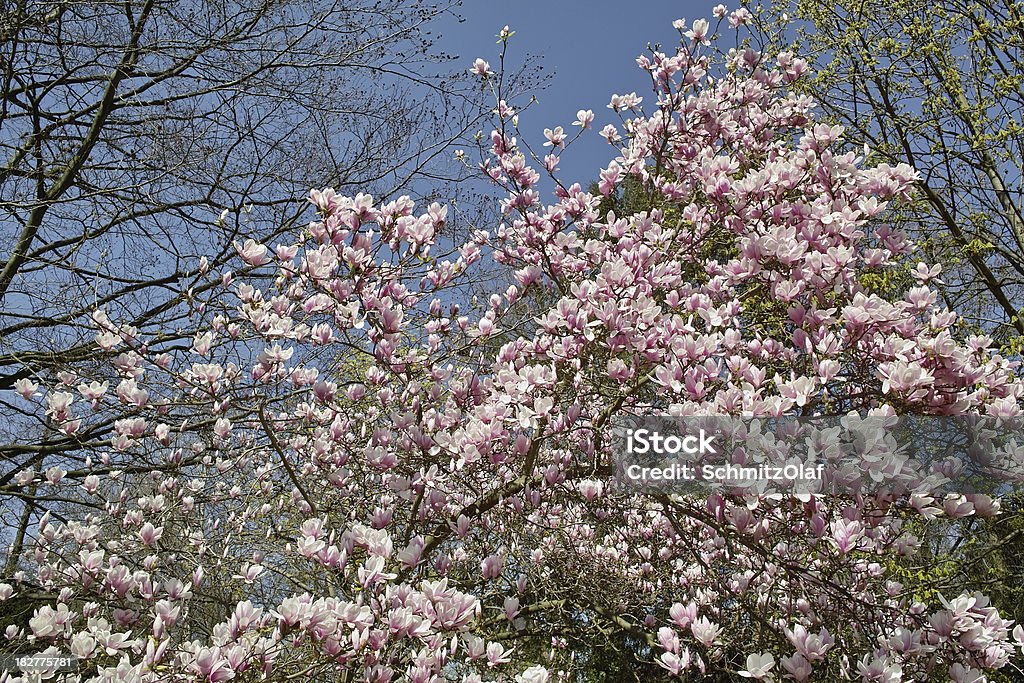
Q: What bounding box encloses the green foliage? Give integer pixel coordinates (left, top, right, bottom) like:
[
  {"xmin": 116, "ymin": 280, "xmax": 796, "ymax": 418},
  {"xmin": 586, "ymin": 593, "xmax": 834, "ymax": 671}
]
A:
[{"xmin": 770, "ymin": 0, "xmax": 1024, "ymax": 352}]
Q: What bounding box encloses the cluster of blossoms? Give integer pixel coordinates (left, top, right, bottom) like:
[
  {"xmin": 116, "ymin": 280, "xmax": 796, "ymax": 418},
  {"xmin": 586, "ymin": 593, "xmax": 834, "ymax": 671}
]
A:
[{"xmin": 4, "ymin": 10, "xmax": 1024, "ymax": 682}]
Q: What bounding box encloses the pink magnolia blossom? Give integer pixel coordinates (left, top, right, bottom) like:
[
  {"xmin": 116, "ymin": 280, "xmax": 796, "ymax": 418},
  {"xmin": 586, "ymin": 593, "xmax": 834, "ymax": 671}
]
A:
[
  {"xmin": 738, "ymin": 652, "xmax": 775, "ymax": 679},
  {"xmin": 542, "ymin": 126, "xmax": 566, "ymax": 148},
  {"xmin": 691, "ymin": 616, "xmax": 722, "ymax": 647},
  {"xmin": 572, "ymin": 109, "xmax": 594, "ymax": 129},
  {"xmin": 13, "ymin": 377, "xmax": 38, "ymax": 399},
  {"xmin": 781, "ymin": 653, "xmax": 812, "ymax": 681},
  {"xmin": 471, "ymin": 58, "xmax": 492, "ymax": 77},
  {"xmin": 516, "ymin": 665, "xmax": 549, "ymax": 683},
  {"xmin": 685, "ymin": 18, "xmax": 711, "ymax": 44},
  {"xmin": 233, "ymin": 238, "xmax": 270, "ymax": 267}
]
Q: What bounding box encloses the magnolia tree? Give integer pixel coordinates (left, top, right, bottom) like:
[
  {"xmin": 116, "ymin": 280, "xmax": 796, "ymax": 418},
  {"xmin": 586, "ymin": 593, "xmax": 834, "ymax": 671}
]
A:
[{"xmin": 4, "ymin": 11, "xmax": 1024, "ymax": 683}]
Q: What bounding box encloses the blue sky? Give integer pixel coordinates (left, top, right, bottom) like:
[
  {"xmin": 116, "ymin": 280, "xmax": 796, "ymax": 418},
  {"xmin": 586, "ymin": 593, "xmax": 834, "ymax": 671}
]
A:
[{"xmin": 437, "ymin": 1, "xmax": 713, "ymax": 189}]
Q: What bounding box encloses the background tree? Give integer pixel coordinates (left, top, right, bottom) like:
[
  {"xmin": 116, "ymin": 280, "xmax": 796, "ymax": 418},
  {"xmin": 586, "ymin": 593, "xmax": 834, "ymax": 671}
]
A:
[
  {"xmin": 761, "ymin": 0, "xmax": 1024, "ymax": 655},
  {"xmin": 762, "ymin": 0, "xmax": 1024, "ymax": 348},
  {"xmin": 0, "ymin": 0, "xmax": 495, "ymax": 394},
  {"xmin": 0, "ymin": 0, "xmax": 503, "ymax": 573}
]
